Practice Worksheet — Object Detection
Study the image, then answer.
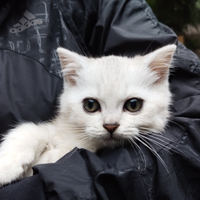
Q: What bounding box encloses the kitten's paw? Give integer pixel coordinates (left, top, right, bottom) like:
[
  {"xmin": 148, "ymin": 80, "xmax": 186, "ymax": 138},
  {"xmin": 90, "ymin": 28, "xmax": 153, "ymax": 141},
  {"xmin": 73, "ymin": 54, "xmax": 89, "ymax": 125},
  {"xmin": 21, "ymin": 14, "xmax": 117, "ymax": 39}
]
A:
[
  {"xmin": 0, "ymin": 154, "xmax": 33, "ymax": 187},
  {"xmin": 0, "ymin": 161, "xmax": 24, "ymax": 187}
]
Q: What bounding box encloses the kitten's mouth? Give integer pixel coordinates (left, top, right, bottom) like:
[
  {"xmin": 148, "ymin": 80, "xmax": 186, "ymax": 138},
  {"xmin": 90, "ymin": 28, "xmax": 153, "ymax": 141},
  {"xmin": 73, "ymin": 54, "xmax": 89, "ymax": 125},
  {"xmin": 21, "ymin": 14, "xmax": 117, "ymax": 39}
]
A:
[{"xmin": 102, "ymin": 132, "xmax": 122, "ymax": 141}]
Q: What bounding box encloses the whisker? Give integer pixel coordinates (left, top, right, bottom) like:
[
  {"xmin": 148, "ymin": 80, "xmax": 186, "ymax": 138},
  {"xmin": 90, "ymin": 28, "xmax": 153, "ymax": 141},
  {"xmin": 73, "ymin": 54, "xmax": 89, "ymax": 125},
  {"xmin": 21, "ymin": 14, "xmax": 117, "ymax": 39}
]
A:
[
  {"xmin": 147, "ymin": 133, "xmax": 174, "ymax": 142},
  {"xmin": 128, "ymin": 137, "xmax": 147, "ymax": 170},
  {"xmin": 140, "ymin": 133, "xmax": 173, "ymax": 145},
  {"xmin": 76, "ymin": 133, "xmax": 93, "ymax": 141},
  {"xmin": 134, "ymin": 135, "xmax": 170, "ymax": 174},
  {"xmin": 168, "ymin": 119, "xmax": 184, "ymax": 129},
  {"xmin": 142, "ymin": 133, "xmax": 182, "ymax": 155},
  {"xmin": 142, "ymin": 39, "xmax": 155, "ymax": 56},
  {"xmin": 139, "ymin": 134, "xmax": 172, "ymax": 154}
]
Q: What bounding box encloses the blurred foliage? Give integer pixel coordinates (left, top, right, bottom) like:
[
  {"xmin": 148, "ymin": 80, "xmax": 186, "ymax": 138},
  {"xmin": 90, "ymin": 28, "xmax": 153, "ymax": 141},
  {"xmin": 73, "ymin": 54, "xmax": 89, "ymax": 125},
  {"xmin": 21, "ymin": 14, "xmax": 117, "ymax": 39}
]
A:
[
  {"xmin": 146, "ymin": 0, "xmax": 200, "ymax": 34},
  {"xmin": 185, "ymin": 37, "xmax": 200, "ymax": 50}
]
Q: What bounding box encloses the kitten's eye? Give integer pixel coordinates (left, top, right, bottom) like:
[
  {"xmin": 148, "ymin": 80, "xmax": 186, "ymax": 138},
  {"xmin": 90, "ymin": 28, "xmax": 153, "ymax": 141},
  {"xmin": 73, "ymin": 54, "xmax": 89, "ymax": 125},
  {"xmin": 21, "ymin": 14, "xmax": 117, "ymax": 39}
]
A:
[
  {"xmin": 83, "ymin": 99, "xmax": 100, "ymax": 113},
  {"xmin": 124, "ymin": 98, "xmax": 143, "ymax": 112}
]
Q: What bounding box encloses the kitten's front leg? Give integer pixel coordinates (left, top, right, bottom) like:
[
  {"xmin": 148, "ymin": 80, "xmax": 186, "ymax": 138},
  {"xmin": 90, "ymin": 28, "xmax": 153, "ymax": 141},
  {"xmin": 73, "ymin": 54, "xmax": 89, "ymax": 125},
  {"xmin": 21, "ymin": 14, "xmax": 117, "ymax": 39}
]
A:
[{"xmin": 0, "ymin": 123, "xmax": 49, "ymax": 186}]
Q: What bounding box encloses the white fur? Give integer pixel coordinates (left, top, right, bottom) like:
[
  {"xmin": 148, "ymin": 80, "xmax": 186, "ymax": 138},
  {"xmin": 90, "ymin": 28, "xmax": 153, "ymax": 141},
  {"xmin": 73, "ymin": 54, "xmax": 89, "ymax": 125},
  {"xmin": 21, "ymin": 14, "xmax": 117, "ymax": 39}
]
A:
[{"xmin": 0, "ymin": 45, "xmax": 176, "ymax": 186}]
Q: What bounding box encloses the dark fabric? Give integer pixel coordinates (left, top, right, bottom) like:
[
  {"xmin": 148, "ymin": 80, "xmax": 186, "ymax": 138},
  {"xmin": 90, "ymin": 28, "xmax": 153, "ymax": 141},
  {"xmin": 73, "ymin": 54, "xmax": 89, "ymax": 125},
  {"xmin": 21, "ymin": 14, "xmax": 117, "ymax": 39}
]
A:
[
  {"xmin": 89, "ymin": 0, "xmax": 177, "ymax": 57},
  {"xmin": 0, "ymin": 0, "xmax": 200, "ymax": 199},
  {"xmin": 0, "ymin": 175, "xmax": 46, "ymax": 200},
  {"xmin": 0, "ymin": 0, "xmax": 85, "ymax": 134},
  {"xmin": 0, "ymin": 50, "xmax": 62, "ymax": 134}
]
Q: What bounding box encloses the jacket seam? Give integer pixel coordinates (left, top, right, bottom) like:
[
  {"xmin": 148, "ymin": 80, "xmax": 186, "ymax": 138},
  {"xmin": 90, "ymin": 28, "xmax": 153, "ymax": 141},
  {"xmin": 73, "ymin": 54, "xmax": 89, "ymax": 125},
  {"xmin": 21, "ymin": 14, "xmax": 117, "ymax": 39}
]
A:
[
  {"xmin": 140, "ymin": 0, "xmax": 169, "ymax": 35},
  {"xmin": 56, "ymin": 0, "xmax": 90, "ymax": 56},
  {"xmin": 0, "ymin": 48, "xmax": 63, "ymax": 83}
]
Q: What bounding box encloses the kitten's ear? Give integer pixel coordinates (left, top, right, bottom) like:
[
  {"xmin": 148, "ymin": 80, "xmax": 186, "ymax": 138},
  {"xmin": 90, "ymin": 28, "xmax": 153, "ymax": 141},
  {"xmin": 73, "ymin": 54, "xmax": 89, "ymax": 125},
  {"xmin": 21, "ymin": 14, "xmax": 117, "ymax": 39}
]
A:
[
  {"xmin": 57, "ymin": 48, "xmax": 87, "ymax": 85},
  {"xmin": 145, "ymin": 44, "xmax": 176, "ymax": 84}
]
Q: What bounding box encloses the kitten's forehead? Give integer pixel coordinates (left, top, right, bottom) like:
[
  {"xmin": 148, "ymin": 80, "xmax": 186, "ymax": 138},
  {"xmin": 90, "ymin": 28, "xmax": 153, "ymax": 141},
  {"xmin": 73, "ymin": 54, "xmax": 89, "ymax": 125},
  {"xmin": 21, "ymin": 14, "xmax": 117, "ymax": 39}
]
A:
[{"xmin": 79, "ymin": 56, "xmax": 152, "ymax": 97}]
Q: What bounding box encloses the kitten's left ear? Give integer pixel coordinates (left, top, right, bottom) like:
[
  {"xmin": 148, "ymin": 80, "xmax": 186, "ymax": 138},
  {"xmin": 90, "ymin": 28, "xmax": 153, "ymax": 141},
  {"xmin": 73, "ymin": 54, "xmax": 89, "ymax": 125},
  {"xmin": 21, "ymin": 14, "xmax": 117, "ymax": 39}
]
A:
[
  {"xmin": 57, "ymin": 48, "xmax": 87, "ymax": 85},
  {"xmin": 145, "ymin": 44, "xmax": 176, "ymax": 83}
]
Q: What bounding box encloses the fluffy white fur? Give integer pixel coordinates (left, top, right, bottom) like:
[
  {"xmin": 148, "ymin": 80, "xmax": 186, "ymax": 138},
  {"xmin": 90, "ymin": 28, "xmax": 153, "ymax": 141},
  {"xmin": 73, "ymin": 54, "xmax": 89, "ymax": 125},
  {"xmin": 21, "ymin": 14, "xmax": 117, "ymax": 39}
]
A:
[{"xmin": 0, "ymin": 44, "xmax": 176, "ymax": 186}]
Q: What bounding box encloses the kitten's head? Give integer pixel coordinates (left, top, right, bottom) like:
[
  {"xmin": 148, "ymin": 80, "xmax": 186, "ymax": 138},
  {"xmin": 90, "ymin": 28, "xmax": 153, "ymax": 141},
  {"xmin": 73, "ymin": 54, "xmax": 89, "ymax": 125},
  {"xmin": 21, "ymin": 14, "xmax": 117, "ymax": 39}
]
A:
[{"xmin": 57, "ymin": 45, "xmax": 176, "ymax": 148}]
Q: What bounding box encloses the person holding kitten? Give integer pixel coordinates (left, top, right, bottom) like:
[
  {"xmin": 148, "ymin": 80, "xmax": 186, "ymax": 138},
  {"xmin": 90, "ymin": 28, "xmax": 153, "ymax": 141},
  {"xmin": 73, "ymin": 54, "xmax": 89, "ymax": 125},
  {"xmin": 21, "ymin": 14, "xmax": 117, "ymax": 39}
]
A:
[{"xmin": 0, "ymin": 0, "xmax": 200, "ymax": 200}]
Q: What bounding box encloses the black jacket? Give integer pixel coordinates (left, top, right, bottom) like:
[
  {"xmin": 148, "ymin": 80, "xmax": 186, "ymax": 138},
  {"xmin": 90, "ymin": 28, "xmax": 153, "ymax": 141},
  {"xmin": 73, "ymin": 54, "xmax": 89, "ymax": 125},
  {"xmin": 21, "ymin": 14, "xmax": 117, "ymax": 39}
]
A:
[{"xmin": 0, "ymin": 0, "xmax": 200, "ymax": 199}]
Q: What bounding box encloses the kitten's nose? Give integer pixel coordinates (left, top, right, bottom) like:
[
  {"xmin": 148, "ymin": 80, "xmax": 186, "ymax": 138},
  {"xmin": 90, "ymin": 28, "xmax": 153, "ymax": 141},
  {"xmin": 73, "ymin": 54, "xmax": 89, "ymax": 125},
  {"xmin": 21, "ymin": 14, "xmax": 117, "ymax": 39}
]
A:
[{"xmin": 103, "ymin": 124, "xmax": 120, "ymax": 134}]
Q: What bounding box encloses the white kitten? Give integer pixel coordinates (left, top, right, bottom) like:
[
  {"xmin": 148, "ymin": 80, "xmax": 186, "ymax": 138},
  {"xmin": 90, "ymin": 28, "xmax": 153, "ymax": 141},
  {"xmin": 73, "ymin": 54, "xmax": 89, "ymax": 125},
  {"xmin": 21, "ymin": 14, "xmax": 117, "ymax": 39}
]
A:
[{"xmin": 0, "ymin": 45, "xmax": 176, "ymax": 186}]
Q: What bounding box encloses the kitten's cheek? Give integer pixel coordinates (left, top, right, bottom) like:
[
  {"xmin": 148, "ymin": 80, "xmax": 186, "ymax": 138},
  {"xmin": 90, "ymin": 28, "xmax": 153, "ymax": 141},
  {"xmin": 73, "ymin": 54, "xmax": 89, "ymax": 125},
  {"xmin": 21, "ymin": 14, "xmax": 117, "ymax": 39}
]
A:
[{"xmin": 119, "ymin": 128, "xmax": 140, "ymax": 138}]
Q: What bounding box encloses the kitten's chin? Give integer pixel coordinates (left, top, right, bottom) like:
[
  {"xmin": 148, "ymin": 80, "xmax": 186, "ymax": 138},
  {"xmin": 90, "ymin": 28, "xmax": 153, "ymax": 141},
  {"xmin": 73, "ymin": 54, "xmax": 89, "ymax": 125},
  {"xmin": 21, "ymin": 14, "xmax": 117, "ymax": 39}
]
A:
[
  {"xmin": 100, "ymin": 132, "xmax": 121, "ymax": 140},
  {"xmin": 97, "ymin": 132, "xmax": 129, "ymax": 147}
]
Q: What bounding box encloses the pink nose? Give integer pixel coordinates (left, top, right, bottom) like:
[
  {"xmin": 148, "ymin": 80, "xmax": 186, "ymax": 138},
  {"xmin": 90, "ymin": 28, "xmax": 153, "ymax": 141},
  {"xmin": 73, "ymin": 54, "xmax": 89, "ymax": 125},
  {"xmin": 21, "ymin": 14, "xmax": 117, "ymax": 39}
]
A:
[{"xmin": 103, "ymin": 124, "xmax": 120, "ymax": 134}]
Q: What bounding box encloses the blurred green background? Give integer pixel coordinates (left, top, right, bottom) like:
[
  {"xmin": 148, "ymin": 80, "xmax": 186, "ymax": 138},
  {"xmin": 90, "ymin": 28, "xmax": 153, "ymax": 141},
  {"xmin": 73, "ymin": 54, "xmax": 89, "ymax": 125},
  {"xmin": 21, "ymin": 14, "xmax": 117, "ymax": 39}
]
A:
[{"xmin": 146, "ymin": 0, "xmax": 200, "ymax": 57}]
